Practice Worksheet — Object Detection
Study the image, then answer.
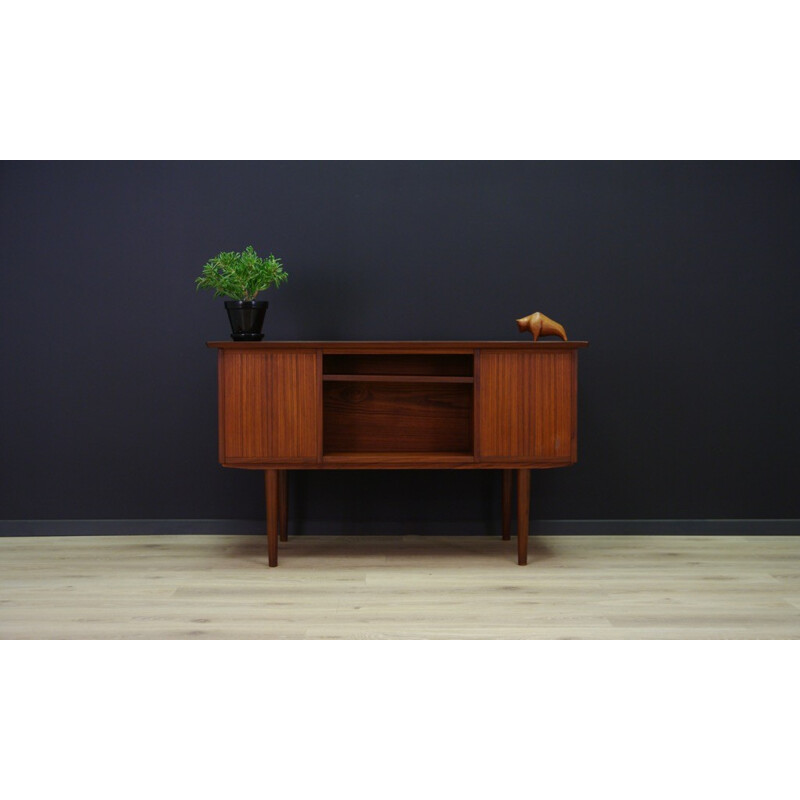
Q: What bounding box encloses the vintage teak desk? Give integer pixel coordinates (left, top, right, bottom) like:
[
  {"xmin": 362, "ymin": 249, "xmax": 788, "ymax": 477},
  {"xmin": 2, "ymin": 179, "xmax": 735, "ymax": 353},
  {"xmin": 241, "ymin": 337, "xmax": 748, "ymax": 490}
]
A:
[{"xmin": 207, "ymin": 341, "xmax": 588, "ymax": 566}]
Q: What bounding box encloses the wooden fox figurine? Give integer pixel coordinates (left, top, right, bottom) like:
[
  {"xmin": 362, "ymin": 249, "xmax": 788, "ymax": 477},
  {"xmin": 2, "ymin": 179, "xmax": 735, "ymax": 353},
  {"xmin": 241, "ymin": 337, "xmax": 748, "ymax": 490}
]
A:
[{"xmin": 516, "ymin": 311, "xmax": 567, "ymax": 341}]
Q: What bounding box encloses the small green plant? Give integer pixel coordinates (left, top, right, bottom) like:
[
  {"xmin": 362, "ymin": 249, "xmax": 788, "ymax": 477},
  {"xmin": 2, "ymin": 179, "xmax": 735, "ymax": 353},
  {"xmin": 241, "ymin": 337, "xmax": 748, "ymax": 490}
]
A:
[{"xmin": 195, "ymin": 245, "xmax": 288, "ymax": 301}]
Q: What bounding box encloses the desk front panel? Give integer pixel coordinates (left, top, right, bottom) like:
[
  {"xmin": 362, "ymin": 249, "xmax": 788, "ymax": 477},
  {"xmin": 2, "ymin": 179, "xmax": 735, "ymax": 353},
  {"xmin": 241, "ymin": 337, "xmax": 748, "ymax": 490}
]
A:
[
  {"xmin": 219, "ymin": 350, "xmax": 320, "ymax": 464},
  {"xmin": 477, "ymin": 350, "xmax": 576, "ymax": 463}
]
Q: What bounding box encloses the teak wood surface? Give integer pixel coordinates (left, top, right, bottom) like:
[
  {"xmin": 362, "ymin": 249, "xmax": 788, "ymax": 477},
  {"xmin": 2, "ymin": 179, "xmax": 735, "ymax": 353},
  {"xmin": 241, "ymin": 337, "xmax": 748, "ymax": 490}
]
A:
[
  {"xmin": 207, "ymin": 341, "xmax": 588, "ymax": 566},
  {"xmin": 209, "ymin": 341, "xmax": 586, "ymax": 351}
]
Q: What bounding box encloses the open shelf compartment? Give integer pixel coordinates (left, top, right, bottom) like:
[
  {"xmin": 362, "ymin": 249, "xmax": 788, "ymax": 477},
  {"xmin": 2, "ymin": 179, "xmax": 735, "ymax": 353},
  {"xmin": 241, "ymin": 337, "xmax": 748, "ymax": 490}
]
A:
[
  {"xmin": 322, "ymin": 380, "xmax": 474, "ymax": 456},
  {"xmin": 322, "ymin": 353, "xmax": 473, "ymax": 378},
  {"xmin": 321, "ymin": 352, "xmax": 476, "ymax": 457}
]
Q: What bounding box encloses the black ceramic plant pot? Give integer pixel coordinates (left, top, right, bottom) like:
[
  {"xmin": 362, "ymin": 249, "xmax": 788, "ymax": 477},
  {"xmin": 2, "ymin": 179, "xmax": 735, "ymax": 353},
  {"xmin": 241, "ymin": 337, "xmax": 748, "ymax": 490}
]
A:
[{"xmin": 225, "ymin": 300, "xmax": 268, "ymax": 341}]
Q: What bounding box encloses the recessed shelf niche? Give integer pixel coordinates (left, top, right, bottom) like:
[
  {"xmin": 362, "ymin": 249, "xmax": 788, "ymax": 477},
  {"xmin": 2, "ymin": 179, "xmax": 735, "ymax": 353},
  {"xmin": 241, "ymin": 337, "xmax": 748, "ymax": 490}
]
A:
[{"xmin": 321, "ymin": 353, "xmax": 474, "ymax": 456}]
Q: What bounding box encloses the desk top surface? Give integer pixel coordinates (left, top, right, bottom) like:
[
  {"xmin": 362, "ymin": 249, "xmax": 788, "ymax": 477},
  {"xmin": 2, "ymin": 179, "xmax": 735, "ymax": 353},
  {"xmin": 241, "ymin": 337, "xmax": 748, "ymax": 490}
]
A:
[{"xmin": 207, "ymin": 340, "xmax": 588, "ymax": 352}]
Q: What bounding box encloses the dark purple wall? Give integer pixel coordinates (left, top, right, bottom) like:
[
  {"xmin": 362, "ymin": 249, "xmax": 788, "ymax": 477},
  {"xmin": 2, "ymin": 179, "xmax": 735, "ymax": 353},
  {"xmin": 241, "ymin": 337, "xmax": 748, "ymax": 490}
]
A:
[{"xmin": 1, "ymin": 161, "xmax": 798, "ymax": 526}]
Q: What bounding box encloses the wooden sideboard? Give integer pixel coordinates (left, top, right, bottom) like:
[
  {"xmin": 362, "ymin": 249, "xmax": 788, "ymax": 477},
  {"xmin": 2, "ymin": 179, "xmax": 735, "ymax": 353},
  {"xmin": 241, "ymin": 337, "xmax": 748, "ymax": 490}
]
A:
[{"xmin": 207, "ymin": 341, "xmax": 588, "ymax": 566}]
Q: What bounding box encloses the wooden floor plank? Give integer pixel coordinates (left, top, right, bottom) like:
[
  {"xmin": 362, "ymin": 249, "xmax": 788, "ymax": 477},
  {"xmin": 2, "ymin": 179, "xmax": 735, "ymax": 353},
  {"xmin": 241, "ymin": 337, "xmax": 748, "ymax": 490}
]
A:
[{"xmin": 1, "ymin": 534, "xmax": 799, "ymax": 639}]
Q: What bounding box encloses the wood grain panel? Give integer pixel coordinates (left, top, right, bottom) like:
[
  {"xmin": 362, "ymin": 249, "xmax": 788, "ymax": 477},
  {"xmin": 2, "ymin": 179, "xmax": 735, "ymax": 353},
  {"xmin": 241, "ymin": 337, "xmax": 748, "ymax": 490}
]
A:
[
  {"xmin": 220, "ymin": 351, "xmax": 319, "ymax": 462},
  {"xmin": 323, "ymin": 381, "xmax": 473, "ymax": 454},
  {"xmin": 324, "ymin": 374, "xmax": 473, "ymax": 383},
  {"xmin": 477, "ymin": 350, "xmax": 576, "ymax": 462}
]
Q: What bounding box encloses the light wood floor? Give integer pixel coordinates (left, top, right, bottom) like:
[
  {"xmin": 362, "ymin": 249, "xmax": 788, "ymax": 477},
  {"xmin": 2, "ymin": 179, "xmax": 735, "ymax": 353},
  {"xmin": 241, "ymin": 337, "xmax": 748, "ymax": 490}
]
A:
[{"xmin": 1, "ymin": 534, "xmax": 799, "ymax": 639}]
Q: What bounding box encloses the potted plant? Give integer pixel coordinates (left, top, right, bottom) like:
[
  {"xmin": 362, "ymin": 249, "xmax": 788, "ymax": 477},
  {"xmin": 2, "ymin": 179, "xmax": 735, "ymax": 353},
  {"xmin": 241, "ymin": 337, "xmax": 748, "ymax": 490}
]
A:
[{"xmin": 196, "ymin": 245, "xmax": 288, "ymax": 341}]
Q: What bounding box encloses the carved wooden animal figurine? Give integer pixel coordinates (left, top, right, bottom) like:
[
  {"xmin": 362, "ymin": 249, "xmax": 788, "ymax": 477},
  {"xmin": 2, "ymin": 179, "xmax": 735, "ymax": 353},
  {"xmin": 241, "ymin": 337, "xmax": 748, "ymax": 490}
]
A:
[{"xmin": 516, "ymin": 311, "xmax": 568, "ymax": 341}]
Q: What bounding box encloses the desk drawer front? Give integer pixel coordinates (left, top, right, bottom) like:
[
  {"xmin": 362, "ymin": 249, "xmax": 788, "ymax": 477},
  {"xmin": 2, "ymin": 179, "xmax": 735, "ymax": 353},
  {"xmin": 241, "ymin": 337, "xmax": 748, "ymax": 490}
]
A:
[
  {"xmin": 477, "ymin": 350, "xmax": 576, "ymax": 462},
  {"xmin": 219, "ymin": 351, "xmax": 319, "ymax": 462}
]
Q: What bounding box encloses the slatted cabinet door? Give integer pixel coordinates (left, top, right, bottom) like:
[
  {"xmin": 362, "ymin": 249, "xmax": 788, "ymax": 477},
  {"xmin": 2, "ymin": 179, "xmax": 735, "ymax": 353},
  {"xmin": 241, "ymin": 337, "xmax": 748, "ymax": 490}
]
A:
[
  {"xmin": 477, "ymin": 350, "xmax": 577, "ymax": 464},
  {"xmin": 218, "ymin": 350, "xmax": 320, "ymax": 464}
]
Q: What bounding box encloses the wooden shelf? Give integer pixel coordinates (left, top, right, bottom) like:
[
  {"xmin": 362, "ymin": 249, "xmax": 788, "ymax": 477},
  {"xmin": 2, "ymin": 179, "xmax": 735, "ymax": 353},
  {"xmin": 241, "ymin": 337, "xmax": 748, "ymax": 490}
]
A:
[
  {"xmin": 323, "ymin": 374, "xmax": 474, "ymax": 383},
  {"xmin": 322, "ymin": 452, "xmax": 475, "ymax": 465}
]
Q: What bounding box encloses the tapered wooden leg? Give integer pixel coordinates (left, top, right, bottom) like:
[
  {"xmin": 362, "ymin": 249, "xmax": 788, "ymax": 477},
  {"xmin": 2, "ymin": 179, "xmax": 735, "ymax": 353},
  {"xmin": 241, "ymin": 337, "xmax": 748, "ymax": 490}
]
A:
[
  {"xmin": 265, "ymin": 469, "xmax": 279, "ymax": 567},
  {"xmin": 278, "ymin": 470, "xmax": 288, "ymax": 542},
  {"xmin": 517, "ymin": 468, "xmax": 530, "ymax": 566},
  {"xmin": 501, "ymin": 469, "xmax": 513, "ymax": 540}
]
